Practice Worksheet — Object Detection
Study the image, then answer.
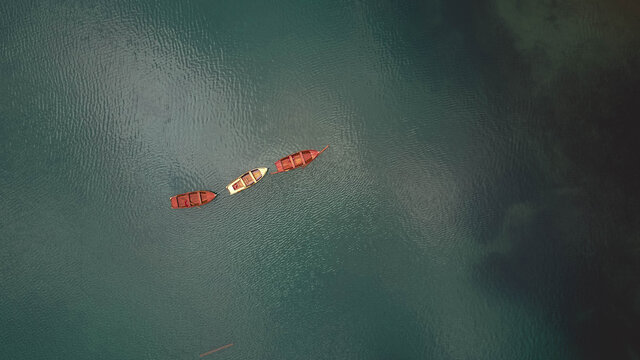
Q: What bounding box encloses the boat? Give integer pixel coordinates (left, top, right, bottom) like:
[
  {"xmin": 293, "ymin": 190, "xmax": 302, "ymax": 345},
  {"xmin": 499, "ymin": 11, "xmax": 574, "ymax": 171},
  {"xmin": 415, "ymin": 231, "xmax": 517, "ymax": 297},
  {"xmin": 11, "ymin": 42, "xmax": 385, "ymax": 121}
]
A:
[
  {"xmin": 226, "ymin": 167, "xmax": 268, "ymax": 195},
  {"xmin": 272, "ymin": 145, "xmax": 329, "ymax": 174},
  {"xmin": 170, "ymin": 191, "xmax": 217, "ymax": 209}
]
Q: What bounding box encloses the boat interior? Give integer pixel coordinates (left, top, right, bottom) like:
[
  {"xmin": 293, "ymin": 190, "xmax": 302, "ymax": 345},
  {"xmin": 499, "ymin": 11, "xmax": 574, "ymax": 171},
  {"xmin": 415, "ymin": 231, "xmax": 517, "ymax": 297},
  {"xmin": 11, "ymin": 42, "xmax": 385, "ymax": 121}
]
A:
[
  {"xmin": 302, "ymin": 151, "xmax": 313, "ymax": 162},
  {"xmin": 281, "ymin": 157, "xmax": 293, "ymax": 169},
  {"xmin": 293, "ymin": 153, "xmax": 304, "ymax": 167},
  {"xmin": 176, "ymin": 194, "xmax": 190, "ymax": 207},
  {"xmin": 242, "ymin": 173, "xmax": 254, "ymax": 186},
  {"xmin": 232, "ymin": 180, "xmax": 244, "ymax": 190},
  {"xmin": 280, "ymin": 151, "xmax": 313, "ymax": 170}
]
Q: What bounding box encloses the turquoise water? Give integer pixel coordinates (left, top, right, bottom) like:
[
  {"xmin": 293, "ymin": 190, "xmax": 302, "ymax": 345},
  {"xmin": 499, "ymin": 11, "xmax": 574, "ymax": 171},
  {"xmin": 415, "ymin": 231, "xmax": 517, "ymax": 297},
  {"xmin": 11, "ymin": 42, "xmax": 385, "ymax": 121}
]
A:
[{"xmin": 1, "ymin": 1, "xmax": 639, "ymax": 359}]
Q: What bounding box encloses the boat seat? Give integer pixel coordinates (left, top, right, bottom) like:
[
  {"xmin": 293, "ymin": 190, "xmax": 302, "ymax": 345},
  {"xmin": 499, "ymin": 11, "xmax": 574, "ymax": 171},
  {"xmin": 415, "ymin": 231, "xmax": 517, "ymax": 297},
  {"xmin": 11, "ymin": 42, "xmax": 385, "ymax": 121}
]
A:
[
  {"xmin": 242, "ymin": 174, "xmax": 254, "ymax": 185},
  {"xmin": 179, "ymin": 195, "xmax": 190, "ymax": 207}
]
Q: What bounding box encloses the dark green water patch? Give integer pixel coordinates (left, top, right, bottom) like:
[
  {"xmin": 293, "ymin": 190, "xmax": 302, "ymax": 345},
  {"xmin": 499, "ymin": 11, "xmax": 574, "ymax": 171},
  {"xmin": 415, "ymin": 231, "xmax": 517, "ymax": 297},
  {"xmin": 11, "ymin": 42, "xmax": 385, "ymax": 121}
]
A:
[{"xmin": 445, "ymin": 0, "xmax": 640, "ymax": 358}]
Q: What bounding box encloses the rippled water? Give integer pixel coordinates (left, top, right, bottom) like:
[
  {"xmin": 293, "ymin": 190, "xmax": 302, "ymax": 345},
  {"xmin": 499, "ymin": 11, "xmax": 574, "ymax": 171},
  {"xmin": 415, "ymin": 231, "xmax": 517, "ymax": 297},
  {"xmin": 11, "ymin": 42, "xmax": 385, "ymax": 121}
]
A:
[{"xmin": 2, "ymin": 0, "xmax": 639, "ymax": 359}]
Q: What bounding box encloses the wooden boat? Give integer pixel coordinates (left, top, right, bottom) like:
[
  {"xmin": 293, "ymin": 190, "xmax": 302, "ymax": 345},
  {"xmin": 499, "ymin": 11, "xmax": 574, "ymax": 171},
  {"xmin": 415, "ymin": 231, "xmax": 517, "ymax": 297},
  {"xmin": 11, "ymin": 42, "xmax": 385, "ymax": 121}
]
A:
[
  {"xmin": 272, "ymin": 145, "xmax": 329, "ymax": 174},
  {"xmin": 170, "ymin": 191, "xmax": 217, "ymax": 209},
  {"xmin": 226, "ymin": 167, "xmax": 268, "ymax": 195}
]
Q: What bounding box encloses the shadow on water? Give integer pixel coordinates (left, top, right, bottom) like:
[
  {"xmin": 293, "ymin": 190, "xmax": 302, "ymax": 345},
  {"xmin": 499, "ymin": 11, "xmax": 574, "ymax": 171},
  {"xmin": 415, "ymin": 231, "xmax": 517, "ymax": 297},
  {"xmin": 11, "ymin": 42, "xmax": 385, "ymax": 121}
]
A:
[{"xmin": 442, "ymin": 0, "xmax": 640, "ymax": 358}]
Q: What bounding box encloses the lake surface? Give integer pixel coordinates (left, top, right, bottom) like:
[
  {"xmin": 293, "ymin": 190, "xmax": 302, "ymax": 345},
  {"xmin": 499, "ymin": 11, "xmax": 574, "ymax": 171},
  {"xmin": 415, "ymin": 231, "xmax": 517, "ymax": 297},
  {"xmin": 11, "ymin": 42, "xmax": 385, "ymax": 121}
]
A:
[{"xmin": 1, "ymin": 0, "xmax": 639, "ymax": 359}]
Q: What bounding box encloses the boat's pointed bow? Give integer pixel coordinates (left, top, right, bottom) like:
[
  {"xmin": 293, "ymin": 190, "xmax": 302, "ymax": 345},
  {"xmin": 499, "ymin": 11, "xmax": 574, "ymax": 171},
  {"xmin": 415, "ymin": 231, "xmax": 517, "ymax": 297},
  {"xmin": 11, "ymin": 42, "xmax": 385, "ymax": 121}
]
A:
[
  {"xmin": 203, "ymin": 191, "xmax": 217, "ymax": 202},
  {"xmin": 310, "ymin": 145, "xmax": 329, "ymax": 160}
]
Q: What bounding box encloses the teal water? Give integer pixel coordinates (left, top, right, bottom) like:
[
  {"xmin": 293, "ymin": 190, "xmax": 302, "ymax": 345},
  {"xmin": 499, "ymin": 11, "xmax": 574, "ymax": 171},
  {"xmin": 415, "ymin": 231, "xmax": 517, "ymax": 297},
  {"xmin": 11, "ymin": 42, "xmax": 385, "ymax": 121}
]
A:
[{"xmin": 1, "ymin": 1, "xmax": 639, "ymax": 359}]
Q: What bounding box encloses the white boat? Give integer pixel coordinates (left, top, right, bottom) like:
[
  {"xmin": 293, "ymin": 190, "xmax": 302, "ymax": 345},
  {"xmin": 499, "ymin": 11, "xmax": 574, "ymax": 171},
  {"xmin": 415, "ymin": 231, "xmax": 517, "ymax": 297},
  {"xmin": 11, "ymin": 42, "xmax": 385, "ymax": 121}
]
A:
[{"xmin": 226, "ymin": 167, "xmax": 268, "ymax": 195}]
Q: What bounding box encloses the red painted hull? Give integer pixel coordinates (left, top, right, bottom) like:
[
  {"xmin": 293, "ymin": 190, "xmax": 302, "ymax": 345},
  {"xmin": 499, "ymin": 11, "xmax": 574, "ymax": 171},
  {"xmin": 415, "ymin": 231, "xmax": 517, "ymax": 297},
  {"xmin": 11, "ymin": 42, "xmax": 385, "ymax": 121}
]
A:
[
  {"xmin": 170, "ymin": 191, "xmax": 217, "ymax": 209},
  {"xmin": 273, "ymin": 145, "xmax": 329, "ymax": 174}
]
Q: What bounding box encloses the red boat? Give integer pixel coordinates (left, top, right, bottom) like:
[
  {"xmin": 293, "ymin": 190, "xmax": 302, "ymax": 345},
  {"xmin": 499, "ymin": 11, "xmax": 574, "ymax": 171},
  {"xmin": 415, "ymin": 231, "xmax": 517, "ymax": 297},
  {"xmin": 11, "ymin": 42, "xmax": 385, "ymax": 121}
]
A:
[
  {"xmin": 170, "ymin": 191, "xmax": 217, "ymax": 209},
  {"xmin": 272, "ymin": 145, "xmax": 329, "ymax": 174}
]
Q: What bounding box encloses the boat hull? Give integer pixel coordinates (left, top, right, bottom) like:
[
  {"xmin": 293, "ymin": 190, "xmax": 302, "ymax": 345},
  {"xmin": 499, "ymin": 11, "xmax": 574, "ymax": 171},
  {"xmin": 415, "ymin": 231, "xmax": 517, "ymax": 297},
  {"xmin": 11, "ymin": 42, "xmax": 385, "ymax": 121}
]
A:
[
  {"xmin": 227, "ymin": 167, "xmax": 268, "ymax": 195},
  {"xmin": 170, "ymin": 191, "xmax": 217, "ymax": 209},
  {"xmin": 273, "ymin": 145, "xmax": 328, "ymax": 174}
]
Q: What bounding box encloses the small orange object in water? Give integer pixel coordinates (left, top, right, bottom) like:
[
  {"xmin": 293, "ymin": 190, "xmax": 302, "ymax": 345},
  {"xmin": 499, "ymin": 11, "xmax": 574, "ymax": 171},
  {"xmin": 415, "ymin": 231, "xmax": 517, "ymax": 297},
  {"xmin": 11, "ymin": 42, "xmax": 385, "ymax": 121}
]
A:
[
  {"xmin": 199, "ymin": 343, "xmax": 233, "ymax": 357},
  {"xmin": 170, "ymin": 190, "xmax": 216, "ymax": 209},
  {"xmin": 272, "ymin": 145, "xmax": 329, "ymax": 174}
]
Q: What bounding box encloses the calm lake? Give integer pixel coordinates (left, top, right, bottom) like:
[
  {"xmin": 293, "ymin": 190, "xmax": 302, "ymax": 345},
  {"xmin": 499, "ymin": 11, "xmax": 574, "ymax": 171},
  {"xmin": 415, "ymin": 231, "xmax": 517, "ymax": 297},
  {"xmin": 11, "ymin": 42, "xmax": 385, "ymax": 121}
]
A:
[{"xmin": 1, "ymin": 0, "xmax": 639, "ymax": 359}]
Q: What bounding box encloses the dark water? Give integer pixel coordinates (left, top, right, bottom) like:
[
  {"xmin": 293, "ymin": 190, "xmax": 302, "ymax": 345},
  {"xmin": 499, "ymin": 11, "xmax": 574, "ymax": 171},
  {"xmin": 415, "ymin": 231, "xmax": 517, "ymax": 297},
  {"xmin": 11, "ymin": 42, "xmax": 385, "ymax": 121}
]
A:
[{"xmin": 1, "ymin": 0, "xmax": 639, "ymax": 359}]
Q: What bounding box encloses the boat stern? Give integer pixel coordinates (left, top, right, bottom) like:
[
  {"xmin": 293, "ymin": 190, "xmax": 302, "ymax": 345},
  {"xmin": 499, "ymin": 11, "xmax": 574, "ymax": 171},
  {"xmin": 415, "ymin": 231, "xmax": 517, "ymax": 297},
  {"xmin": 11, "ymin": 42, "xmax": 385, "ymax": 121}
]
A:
[
  {"xmin": 227, "ymin": 179, "xmax": 244, "ymax": 195},
  {"xmin": 274, "ymin": 161, "xmax": 285, "ymax": 173}
]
